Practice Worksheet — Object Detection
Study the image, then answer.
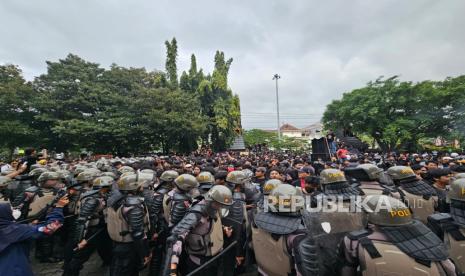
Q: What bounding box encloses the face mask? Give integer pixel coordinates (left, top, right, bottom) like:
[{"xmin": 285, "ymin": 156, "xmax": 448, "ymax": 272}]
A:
[{"xmin": 12, "ymin": 209, "xmax": 21, "ymax": 220}]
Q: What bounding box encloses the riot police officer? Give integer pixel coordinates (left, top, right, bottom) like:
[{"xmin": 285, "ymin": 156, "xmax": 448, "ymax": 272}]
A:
[
  {"xmin": 256, "ymin": 179, "xmax": 282, "ymax": 210},
  {"xmin": 149, "ymin": 170, "xmax": 179, "ymax": 276},
  {"xmin": 222, "ymin": 171, "xmax": 249, "ymax": 275},
  {"xmin": 118, "ymin": 165, "xmax": 135, "ymax": 175},
  {"xmin": 62, "ymin": 176, "xmax": 85, "ymax": 266},
  {"xmin": 252, "ymin": 184, "xmax": 318, "ymax": 276},
  {"xmin": 63, "ymin": 176, "xmax": 113, "ymax": 275},
  {"xmin": 387, "ymin": 166, "xmax": 438, "ymax": 223},
  {"xmin": 75, "ymin": 169, "xmax": 102, "ymax": 192},
  {"xmin": 28, "ymin": 167, "xmax": 48, "ymax": 186},
  {"xmin": 12, "ymin": 171, "xmax": 64, "ymax": 221},
  {"xmin": 196, "ymin": 171, "xmax": 215, "ymax": 195},
  {"xmin": 163, "ymin": 174, "xmax": 199, "ymax": 228},
  {"xmin": 107, "ymin": 173, "xmax": 151, "ymax": 276},
  {"xmin": 345, "ymin": 164, "xmax": 400, "ymax": 198},
  {"xmin": 340, "ymin": 195, "xmax": 456, "ymax": 276},
  {"xmin": 139, "ymin": 171, "xmax": 157, "ymax": 210},
  {"xmin": 306, "ymin": 168, "xmax": 366, "ymax": 275},
  {"xmin": 428, "ymin": 178, "xmax": 465, "ymax": 275},
  {"xmin": 165, "ymin": 185, "xmax": 233, "ymax": 276}
]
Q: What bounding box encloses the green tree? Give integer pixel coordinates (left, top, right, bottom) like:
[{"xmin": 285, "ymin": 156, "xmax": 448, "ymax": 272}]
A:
[
  {"xmin": 0, "ymin": 65, "xmax": 37, "ymax": 157},
  {"xmin": 165, "ymin": 37, "xmax": 178, "ymax": 90},
  {"xmin": 1, "ymin": 37, "xmax": 243, "ymax": 156},
  {"xmin": 243, "ymin": 129, "xmax": 309, "ymax": 152},
  {"xmin": 243, "ymin": 129, "xmax": 276, "ymax": 147},
  {"xmin": 33, "ymin": 54, "xmax": 108, "ymax": 152},
  {"xmin": 323, "ymin": 76, "xmax": 465, "ymax": 152}
]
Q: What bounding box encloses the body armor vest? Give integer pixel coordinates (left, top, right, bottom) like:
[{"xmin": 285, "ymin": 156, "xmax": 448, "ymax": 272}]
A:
[
  {"xmin": 444, "ymin": 228, "xmax": 465, "ymax": 274},
  {"xmin": 399, "ymin": 188, "xmax": 437, "ymax": 224},
  {"xmin": 107, "ymin": 201, "xmax": 149, "ymax": 243},
  {"xmin": 67, "ymin": 192, "xmax": 81, "ymax": 215},
  {"xmin": 222, "ymin": 192, "xmax": 247, "ymax": 228},
  {"xmin": 360, "ymin": 185, "xmax": 385, "ymax": 196},
  {"xmin": 359, "ymin": 182, "xmax": 399, "ymax": 199},
  {"xmin": 76, "ymin": 191, "xmax": 106, "ymax": 227},
  {"xmin": 359, "ymin": 240, "xmax": 444, "ymax": 276},
  {"xmin": 251, "ymin": 226, "xmax": 292, "ymax": 276},
  {"xmin": 185, "ymin": 214, "xmax": 223, "ymax": 256},
  {"xmin": 162, "ymin": 193, "xmax": 171, "ymax": 225},
  {"xmin": 28, "ymin": 190, "xmax": 55, "ymax": 218},
  {"xmin": 428, "ymin": 213, "xmax": 465, "ymax": 275}
]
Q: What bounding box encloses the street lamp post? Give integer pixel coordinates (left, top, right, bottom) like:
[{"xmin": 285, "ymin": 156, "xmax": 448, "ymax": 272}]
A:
[{"xmin": 273, "ymin": 74, "xmax": 281, "ymax": 141}]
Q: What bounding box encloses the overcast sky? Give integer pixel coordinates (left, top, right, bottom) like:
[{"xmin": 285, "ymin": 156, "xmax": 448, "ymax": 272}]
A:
[{"xmin": 1, "ymin": 0, "xmax": 464, "ymax": 129}]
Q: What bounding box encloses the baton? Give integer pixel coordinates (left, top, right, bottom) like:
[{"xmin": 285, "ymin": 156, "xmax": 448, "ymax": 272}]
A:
[
  {"xmin": 73, "ymin": 228, "xmax": 105, "ymax": 251},
  {"xmin": 17, "ymin": 214, "xmax": 77, "ymax": 224},
  {"xmin": 186, "ymin": 240, "xmax": 238, "ymax": 276}
]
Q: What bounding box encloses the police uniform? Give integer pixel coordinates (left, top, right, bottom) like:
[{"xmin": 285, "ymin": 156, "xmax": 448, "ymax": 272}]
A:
[
  {"xmin": 387, "ymin": 166, "xmax": 438, "ymax": 224},
  {"xmin": 307, "ymin": 169, "xmax": 367, "ymax": 275},
  {"xmin": 221, "ymin": 171, "xmax": 249, "ymax": 275},
  {"xmin": 345, "ymin": 164, "xmax": 400, "ymax": 198},
  {"xmin": 165, "ymin": 185, "xmax": 233, "ymax": 276},
  {"xmin": 196, "ymin": 171, "xmax": 215, "ymax": 195},
  {"xmin": 340, "ymin": 195, "xmax": 456, "ymax": 276},
  {"xmin": 63, "ymin": 176, "xmax": 113, "ymax": 276},
  {"xmin": 428, "ymin": 178, "xmax": 465, "ymax": 275},
  {"xmin": 162, "ymin": 174, "xmax": 198, "ymax": 228},
  {"xmin": 148, "ymin": 170, "xmax": 178, "ymax": 276},
  {"xmin": 107, "ymin": 174, "xmax": 150, "ymax": 276},
  {"xmin": 252, "ymin": 184, "xmax": 318, "ymax": 276}
]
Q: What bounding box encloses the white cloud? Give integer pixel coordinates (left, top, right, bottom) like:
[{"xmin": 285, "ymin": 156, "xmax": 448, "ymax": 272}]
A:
[{"xmin": 1, "ymin": 0, "xmax": 464, "ymax": 129}]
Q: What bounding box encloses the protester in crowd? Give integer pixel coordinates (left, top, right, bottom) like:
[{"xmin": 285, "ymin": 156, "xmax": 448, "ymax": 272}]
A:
[
  {"xmin": 0, "ymin": 197, "xmax": 68, "ymax": 276},
  {"xmin": 426, "ymin": 160, "xmax": 439, "ymax": 170},
  {"xmin": 336, "ymin": 145, "xmax": 349, "ymax": 161},
  {"xmin": 252, "ymin": 167, "xmax": 267, "ymax": 188},
  {"xmin": 326, "ymin": 129, "xmax": 337, "ymax": 154},
  {"xmin": 411, "ymin": 163, "xmax": 427, "ymax": 179},
  {"xmin": 192, "ymin": 165, "xmax": 201, "ymax": 177},
  {"xmin": 302, "ymin": 175, "xmax": 320, "ymax": 195},
  {"xmin": 214, "ymin": 170, "xmax": 228, "ymax": 186},
  {"xmin": 291, "ymin": 167, "xmax": 314, "ymax": 190},
  {"xmin": 268, "ymin": 167, "xmax": 283, "ymax": 182}
]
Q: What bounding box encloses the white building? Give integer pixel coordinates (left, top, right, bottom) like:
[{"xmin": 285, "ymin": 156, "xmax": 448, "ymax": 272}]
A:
[{"xmin": 277, "ymin": 122, "xmax": 324, "ymax": 141}]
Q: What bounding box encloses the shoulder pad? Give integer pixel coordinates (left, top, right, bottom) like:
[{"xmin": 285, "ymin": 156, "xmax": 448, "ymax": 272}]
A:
[
  {"xmin": 107, "ymin": 191, "xmax": 125, "ymax": 208},
  {"xmin": 189, "ymin": 202, "xmax": 206, "ymax": 214},
  {"xmin": 347, "ymin": 229, "xmax": 371, "ymax": 240},
  {"xmin": 25, "ymin": 186, "xmax": 40, "ymax": 193},
  {"xmin": 81, "ymin": 189, "xmax": 100, "ymax": 199},
  {"xmin": 156, "ymin": 187, "xmax": 170, "ymax": 194},
  {"xmin": 255, "ymin": 212, "xmax": 302, "ymax": 235},
  {"xmin": 125, "ymin": 196, "xmax": 144, "ymax": 206},
  {"xmin": 428, "ymin": 213, "xmax": 453, "ymax": 224},
  {"xmin": 173, "ymin": 192, "xmax": 190, "ymax": 201}
]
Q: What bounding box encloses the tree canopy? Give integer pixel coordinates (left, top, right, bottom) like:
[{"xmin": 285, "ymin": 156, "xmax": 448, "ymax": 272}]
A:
[
  {"xmin": 0, "ymin": 38, "xmax": 241, "ymax": 156},
  {"xmin": 323, "ymin": 76, "xmax": 465, "ymax": 152},
  {"xmin": 243, "ymin": 129, "xmax": 310, "ymax": 152}
]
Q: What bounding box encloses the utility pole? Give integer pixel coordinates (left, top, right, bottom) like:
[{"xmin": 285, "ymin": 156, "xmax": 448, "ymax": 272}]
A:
[{"xmin": 273, "ymin": 74, "xmax": 281, "ymax": 141}]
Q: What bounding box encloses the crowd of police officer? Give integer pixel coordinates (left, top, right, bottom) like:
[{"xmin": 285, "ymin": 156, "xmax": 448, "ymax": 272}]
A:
[{"xmin": 0, "ymin": 151, "xmax": 464, "ymax": 276}]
